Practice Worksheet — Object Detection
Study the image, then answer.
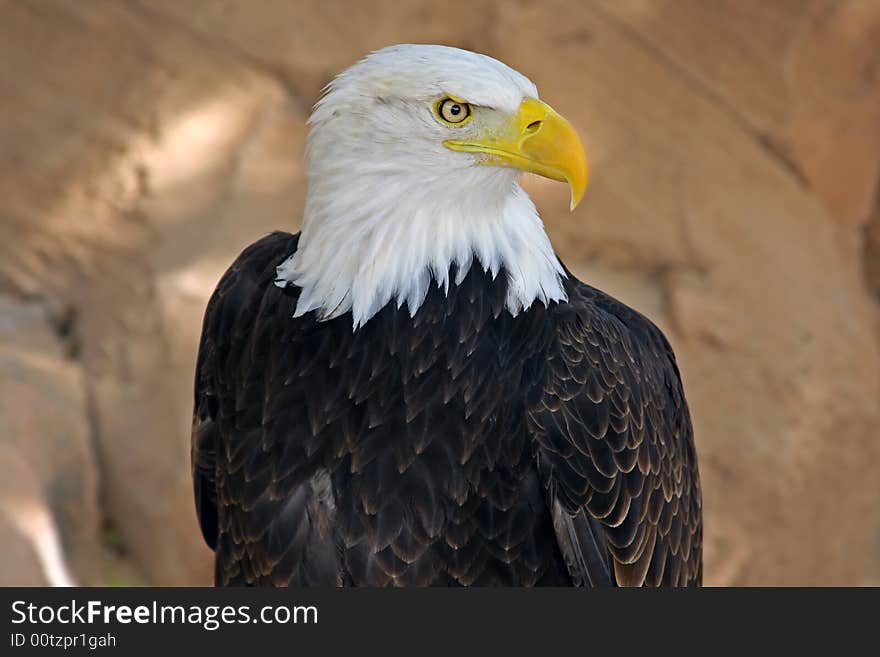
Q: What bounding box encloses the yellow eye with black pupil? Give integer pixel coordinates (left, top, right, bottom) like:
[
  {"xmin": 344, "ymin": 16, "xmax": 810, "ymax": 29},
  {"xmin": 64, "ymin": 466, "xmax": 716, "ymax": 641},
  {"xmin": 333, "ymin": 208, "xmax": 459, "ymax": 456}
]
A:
[{"xmin": 437, "ymin": 98, "xmax": 471, "ymax": 125}]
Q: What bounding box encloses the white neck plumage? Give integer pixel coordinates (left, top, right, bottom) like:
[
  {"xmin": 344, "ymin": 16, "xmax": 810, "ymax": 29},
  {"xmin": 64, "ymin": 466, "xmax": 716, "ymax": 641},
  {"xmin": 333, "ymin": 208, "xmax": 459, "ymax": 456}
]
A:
[{"xmin": 275, "ymin": 165, "xmax": 567, "ymax": 330}]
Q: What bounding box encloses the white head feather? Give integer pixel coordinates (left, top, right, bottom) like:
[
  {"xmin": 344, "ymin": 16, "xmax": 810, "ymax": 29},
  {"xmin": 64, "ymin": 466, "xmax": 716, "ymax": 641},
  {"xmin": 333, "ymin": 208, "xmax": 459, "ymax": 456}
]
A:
[{"xmin": 275, "ymin": 44, "xmax": 567, "ymax": 328}]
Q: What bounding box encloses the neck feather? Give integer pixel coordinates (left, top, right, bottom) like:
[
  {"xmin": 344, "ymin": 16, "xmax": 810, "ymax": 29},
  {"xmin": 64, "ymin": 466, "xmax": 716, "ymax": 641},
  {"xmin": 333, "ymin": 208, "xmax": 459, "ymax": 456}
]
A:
[{"xmin": 275, "ymin": 172, "xmax": 567, "ymax": 328}]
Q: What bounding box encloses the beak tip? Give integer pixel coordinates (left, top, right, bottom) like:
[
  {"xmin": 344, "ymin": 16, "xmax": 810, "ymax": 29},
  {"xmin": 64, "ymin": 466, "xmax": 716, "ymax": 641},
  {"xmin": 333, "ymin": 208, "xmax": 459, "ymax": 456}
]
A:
[
  {"xmin": 565, "ymin": 151, "xmax": 588, "ymax": 212},
  {"xmin": 568, "ymin": 177, "xmax": 587, "ymax": 212}
]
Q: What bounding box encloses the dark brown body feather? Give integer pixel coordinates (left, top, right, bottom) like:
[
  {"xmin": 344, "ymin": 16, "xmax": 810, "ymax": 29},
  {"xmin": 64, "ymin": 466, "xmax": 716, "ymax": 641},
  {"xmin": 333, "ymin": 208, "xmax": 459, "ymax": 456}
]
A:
[{"xmin": 192, "ymin": 232, "xmax": 702, "ymax": 586}]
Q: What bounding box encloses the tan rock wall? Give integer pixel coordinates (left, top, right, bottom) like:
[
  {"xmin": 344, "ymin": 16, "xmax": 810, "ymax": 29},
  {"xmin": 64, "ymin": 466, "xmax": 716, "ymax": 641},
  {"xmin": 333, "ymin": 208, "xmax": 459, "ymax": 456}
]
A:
[{"xmin": 0, "ymin": 0, "xmax": 877, "ymax": 585}]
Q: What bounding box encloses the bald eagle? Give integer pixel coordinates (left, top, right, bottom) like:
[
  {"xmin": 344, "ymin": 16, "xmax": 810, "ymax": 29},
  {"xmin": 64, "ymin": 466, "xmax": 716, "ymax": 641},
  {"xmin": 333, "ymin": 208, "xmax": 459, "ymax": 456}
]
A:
[{"xmin": 192, "ymin": 44, "xmax": 702, "ymax": 587}]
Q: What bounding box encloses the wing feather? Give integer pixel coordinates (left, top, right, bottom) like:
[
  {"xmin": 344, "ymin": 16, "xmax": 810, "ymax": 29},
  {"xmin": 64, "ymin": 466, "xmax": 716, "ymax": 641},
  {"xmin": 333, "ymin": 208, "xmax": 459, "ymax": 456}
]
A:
[
  {"xmin": 530, "ymin": 277, "xmax": 702, "ymax": 587},
  {"xmin": 192, "ymin": 232, "xmax": 341, "ymax": 586}
]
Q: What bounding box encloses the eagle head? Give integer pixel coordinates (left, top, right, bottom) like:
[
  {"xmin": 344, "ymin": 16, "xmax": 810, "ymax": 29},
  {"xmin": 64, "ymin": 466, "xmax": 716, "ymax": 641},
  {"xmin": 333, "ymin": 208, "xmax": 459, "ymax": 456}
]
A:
[
  {"xmin": 279, "ymin": 44, "xmax": 588, "ymax": 327},
  {"xmin": 307, "ymin": 44, "xmax": 587, "ymax": 211}
]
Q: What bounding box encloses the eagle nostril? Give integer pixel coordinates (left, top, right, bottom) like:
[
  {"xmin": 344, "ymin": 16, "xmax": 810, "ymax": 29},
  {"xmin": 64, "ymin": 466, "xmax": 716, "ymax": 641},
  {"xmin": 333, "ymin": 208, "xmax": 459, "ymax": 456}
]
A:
[{"xmin": 525, "ymin": 120, "xmax": 542, "ymax": 134}]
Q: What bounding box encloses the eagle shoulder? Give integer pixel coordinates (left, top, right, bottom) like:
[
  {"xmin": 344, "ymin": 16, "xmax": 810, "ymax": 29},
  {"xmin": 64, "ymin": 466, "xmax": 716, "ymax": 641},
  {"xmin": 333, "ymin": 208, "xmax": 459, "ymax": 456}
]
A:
[
  {"xmin": 193, "ymin": 232, "xmax": 339, "ymax": 585},
  {"xmin": 530, "ymin": 276, "xmax": 703, "ymax": 586}
]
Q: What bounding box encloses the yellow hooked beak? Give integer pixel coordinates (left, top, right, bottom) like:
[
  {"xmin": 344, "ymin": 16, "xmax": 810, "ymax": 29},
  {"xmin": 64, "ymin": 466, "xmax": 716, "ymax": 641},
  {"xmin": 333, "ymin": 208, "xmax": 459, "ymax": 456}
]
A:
[{"xmin": 444, "ymin": 98, "xmax": 588, "ymax": 210}]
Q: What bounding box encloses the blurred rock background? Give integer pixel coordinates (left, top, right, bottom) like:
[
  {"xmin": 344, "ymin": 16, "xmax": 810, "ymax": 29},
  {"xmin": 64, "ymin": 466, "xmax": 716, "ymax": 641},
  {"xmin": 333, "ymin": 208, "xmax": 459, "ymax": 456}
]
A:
[{"xmin": 0, "ymin": 0, "xmax": 878, "ymax": 586}]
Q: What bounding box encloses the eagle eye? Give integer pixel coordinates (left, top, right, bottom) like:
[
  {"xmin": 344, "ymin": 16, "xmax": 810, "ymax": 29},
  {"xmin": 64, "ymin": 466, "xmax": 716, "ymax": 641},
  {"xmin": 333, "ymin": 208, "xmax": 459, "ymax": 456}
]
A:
[{"xmin": 435, "ymin": 98, "xmax": 472, "ymax": 125}]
